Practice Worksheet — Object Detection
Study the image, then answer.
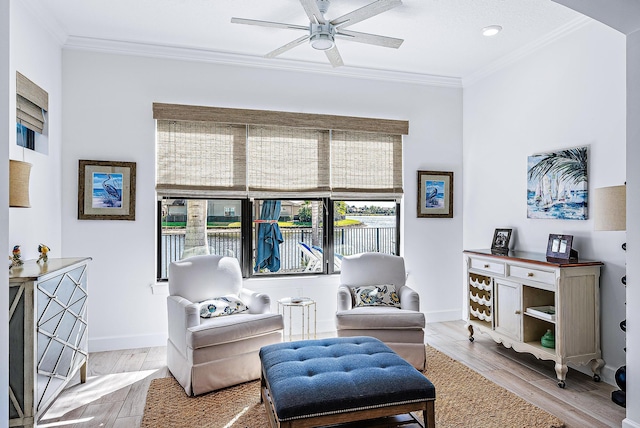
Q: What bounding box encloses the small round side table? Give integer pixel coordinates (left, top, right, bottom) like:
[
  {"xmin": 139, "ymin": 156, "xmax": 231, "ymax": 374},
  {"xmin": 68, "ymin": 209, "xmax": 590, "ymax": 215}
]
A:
[{"xmin": 277, "ymin": 297, "xmax": 317, "ymax": 341}]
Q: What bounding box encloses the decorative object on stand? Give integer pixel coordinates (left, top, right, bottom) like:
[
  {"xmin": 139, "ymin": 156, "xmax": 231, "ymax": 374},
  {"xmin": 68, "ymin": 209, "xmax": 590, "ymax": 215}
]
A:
[
  {"xmin": 527, "ymin": 146, "xmax": 588, "ymax": 220},
  {"xmin": 545, "ymin": 234, "xmax": 578, "ymax": 263},
  {"xmin": 540, "ymin": 329, "xmax": 555, "ymax": 349},
  {"xmin": 9, "ymin": 159, "xmax": 32, "ymax": 208},
  {"xmin": 491, "ymin": 228, "xmax": 512, "ymax": 255},
  {"xmin": 78, "ymin": 160, "xmax": 136, "ymax": 221},
  {"xmin": 417, "ymin": 170, "xmax": 453, "ymax": 218},
  {"xmin": 593, "ymin": 184, "xmax": 626, "ymax": 408},
  {"xmin": 37, "ymin": 244, "xmax": 50, "ymax": 263},
  {"xmin": 9, "ymin": 245, "xmax": 23, "ymax": 269}
]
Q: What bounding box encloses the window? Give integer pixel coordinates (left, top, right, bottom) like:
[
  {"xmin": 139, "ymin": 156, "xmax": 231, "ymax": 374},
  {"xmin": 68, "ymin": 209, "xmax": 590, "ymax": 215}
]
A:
[
  {"xmin": 157, "ymin": 197, "xmax": 399, "ymax": 279},
  {"xmin": 334, "ymin": 200, "xmax": 399, "ymax": 257},
  {"xmin": 154, "ymin": 104, "xmax": 407, "ymax": 280},
  {"xmin": 17, "ymin": 123, "xmax": 35, "ymax": 150},
  {"xmin": 158, "ymin": 198, "xmax": 243, "ymax": 279}
]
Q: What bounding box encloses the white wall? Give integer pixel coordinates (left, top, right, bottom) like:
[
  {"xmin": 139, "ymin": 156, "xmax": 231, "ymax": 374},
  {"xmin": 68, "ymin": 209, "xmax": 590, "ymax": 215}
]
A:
[
  {"xmin": 552, "ymin": 1, "xmax": 640, "ymax": 425},
  {"xmin": 463, "ymin": 20, "xmax": 626, "ymax": 384},
  {"xmin": 1, "ymin": 1, "xmax": 11, "ymax": 422},
  {"xmin": 3, "ymin": 0, "xmax": 64, "ymax": 423},
  {"xmin": 9, "ymin": 1, "xmax": 63, "ymax": 261},
  {"xmin": 60, "ymin": 50, "xmax": 464, "ymax": 351},
  {"xmin": 625, "ymin": 26, "xmax": 640, "ymax": 428}
]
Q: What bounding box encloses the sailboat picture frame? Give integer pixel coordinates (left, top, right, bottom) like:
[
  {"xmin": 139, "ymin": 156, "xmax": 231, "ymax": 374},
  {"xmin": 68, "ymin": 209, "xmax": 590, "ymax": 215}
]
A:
[{"xmin": 526, "ymin": 146, "xmax": 588, "ymax": 220}]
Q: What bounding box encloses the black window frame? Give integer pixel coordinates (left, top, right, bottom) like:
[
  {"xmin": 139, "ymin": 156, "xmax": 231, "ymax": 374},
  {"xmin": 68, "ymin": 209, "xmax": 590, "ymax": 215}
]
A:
[
  {"xmin": 156, "ymin": 198, "xmax": 400, "ymax": 280},
  {"xmin": 16, "ymin": 123, "xmax": 35, "ymax": 150}
]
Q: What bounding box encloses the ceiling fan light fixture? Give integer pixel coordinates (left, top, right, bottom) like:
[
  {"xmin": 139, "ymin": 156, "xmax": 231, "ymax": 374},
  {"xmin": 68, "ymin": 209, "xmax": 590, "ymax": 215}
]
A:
[
  {"xmin": 310, "ymin": 33, "xmax": 334, "ymax": 50},
  {"xmin": 482, "ymin": 25, "xmax": 502, "ymax": 37},
  {"xmin": 310, "ymin": 22, "xmax": 335, "ymax": 50}
]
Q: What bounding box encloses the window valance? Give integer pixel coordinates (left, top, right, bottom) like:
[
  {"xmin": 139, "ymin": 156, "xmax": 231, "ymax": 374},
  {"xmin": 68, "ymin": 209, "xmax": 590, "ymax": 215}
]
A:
[{"xmin": 153, "ymin": 103, "xmax": 408, "ymax": 135}]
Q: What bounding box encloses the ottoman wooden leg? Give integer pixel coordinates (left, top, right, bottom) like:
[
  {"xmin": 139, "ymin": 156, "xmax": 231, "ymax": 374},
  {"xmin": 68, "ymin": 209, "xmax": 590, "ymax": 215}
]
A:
[{"xmin": 424, "ymin": 400, "xmax": 435, "ymax": 428}]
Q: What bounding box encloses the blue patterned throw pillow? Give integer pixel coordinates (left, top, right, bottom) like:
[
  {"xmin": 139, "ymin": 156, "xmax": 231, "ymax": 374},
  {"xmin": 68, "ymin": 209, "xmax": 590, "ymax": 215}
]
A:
[
  {"xmin": 350, "ymin": 285, "xmax": 400, "ymax": 307},
  {"xmin": 199, "ymin": 295, "xmax": 249, "ymax": 318}
]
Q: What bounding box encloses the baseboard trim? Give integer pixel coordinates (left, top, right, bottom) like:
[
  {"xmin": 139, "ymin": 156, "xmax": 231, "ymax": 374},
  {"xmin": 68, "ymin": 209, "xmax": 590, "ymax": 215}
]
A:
[
  {"xmin": 89, "ymin": 332, "xmax": 167, "ymax": 353},
  {"xmin": 88, "ymin": 310, "xmax": 460, "ymax": 352},
  {"xmin": 425, "ymin": 309, "xmax": 463, "ymax": 323}
]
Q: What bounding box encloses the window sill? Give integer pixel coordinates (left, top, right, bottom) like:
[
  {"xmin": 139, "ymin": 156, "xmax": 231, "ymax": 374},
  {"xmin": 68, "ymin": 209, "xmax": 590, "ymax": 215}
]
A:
[{"xmin": 151, "ymin": 281, "xmax": 169, "ymax": 295}]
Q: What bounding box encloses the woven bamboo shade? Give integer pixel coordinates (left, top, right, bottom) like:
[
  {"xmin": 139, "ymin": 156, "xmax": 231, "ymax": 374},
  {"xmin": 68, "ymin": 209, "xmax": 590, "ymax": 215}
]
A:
[
  {"xmin": 156, "ymin": 120, "xmax": 247, "ymax": 198},
  {"xmin": 9, "ymin": 160, "xmax": 31, "ymax": 208},
  {"xmin": 16, "ymin": 72, "xmax": 48, "ymax": 134},
  {"xmin": 247, "ymin": 125, "xmax": 330, "ymax": 198},
  {"xmin": 154, "ymin": 103, "xmax": 407, "ymax": 199},
  {"xmin": 331, "ymin": 131, "xmax": 403, "ymax": 199}
]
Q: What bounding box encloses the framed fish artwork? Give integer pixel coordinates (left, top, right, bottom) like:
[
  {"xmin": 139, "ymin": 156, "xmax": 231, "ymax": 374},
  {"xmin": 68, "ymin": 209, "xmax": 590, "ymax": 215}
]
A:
[
  {"xmin": 78, "ymin": 159, "xmax": 136, "ymax": 220},
  {"xmin": 417, "ymin": 170, "xmax": 453, "ymax": 218},
  {"xmin": 527, "ymin": 146, "xmax": 588, "ymax": 220}
]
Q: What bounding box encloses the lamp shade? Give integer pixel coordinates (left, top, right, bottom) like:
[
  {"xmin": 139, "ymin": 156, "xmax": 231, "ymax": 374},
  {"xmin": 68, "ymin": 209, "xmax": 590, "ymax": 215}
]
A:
[
  {"xmin": 593, "ymin": 185, "xmax": 626, "ymax": 231},
  {"xmin": 9, "ymin": 160, "xmax": 31, "ymax": 208}
]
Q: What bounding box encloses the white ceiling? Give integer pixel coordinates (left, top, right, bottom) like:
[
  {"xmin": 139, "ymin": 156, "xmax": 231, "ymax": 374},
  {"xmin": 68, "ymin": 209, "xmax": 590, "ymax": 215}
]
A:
[{"xmin": 25, "ymin": 0, "xmax": 585, "ymax": 81}]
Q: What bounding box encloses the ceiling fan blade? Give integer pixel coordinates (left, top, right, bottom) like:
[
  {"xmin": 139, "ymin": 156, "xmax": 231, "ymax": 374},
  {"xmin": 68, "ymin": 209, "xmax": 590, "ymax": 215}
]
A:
[
  {"xmin": 331, "ymin": 0, "xmax": 402, "ymax": 29},
  {"xmin": 336, "ymin": 29, "xmax": 403, "ymax": 49},
  {"xmin": 265, "ymin": 35, "xmax": 310, "ymax": 58},
  {"xmin": 231, "ymin": 17, "xmax": 308, "ymax": 32},
  {"xmin": 325, "ymin": 45, "xmax": 344, "ymax": 68},
  {"xmin": 299, "ymin": 0, "xmax": 326, "ymax": 25}
]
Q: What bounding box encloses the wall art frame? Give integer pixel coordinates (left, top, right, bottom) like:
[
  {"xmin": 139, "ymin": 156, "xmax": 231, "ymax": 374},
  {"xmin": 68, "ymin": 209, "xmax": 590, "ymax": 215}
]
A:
[
  {"xmin": 78, "ymin": 159, "xmax": 136, "ymax": 220},
  {"xmin": 417, "ymin": 170, "xmax": 453, "ymax": 218},
  {"xmin": 527, "ymin": 146, "xmax": 588, "ymax": 220}
]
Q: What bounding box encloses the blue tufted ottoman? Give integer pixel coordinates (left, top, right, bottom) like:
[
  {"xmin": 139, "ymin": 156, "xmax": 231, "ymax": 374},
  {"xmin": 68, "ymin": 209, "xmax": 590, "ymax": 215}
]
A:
[{"xmin": 259, "ymin": 336, "xmax": 435, "ymax": 427}]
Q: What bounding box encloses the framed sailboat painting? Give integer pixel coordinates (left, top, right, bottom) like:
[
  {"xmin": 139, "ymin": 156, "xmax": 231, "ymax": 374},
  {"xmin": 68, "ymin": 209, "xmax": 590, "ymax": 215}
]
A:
[{"xmin": 527, "ymin": 146, "xmax": 588, "ymax": 220}]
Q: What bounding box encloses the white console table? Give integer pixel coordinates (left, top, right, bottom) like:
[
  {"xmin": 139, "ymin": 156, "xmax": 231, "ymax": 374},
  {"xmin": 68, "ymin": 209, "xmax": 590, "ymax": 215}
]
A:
[
  {"xmin": 9, "ymin": 257, "xmax": 91, "ymax": 427},
  {"xmin": 464, "ymin": 250, "xmax": 603, "ymax": 388}
]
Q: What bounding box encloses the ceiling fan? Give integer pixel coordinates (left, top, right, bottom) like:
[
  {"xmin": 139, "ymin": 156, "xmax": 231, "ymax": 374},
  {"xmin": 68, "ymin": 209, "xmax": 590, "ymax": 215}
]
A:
[{"xmin": 231, "ymin": 0, "xmax": 404, "ymax": 68}]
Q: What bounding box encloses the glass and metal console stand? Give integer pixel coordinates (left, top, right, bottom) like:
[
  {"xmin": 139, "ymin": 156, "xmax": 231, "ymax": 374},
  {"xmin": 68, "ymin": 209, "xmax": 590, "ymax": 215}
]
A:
[{"xmin": 9, "ymin": 257, "xmax": 91, "ymax": 427}]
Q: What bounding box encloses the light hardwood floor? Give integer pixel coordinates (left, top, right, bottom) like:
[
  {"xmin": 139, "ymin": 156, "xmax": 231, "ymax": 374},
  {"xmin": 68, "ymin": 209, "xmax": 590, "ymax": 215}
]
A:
[{"xmin": 39, "ymin": 320, "xmax": 625, "ymax": 428}]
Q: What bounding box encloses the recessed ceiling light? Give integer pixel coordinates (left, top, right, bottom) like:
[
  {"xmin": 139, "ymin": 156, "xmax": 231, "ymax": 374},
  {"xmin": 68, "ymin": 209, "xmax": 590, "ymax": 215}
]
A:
[{"xmin": 482, "ymin": 25, "xmax": 502, "ymax": 37}]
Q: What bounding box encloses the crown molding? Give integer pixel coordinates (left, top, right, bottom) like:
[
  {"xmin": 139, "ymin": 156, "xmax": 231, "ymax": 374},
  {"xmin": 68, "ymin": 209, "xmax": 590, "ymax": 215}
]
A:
[
  {"xmin": 463, "ymin": 15, "xmax": 593, "ymax": 87},
  {"xmin": 62, "ymin": 36, "xmax": 462, "ymax": 88}
]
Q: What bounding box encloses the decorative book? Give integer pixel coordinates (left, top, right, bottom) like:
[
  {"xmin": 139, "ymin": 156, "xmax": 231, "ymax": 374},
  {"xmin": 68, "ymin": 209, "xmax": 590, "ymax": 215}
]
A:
[{"xmin": 526, "ymin": 305, "xmax": 556, "ymax": 321}]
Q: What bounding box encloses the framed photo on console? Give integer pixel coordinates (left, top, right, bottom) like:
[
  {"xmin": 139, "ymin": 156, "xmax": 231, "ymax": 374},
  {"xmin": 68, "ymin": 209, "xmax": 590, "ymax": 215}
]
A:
[
  {"xmin": 546, "ymin": 234, "xmax": 578, "ymax": 262},
  {"xmin": 491, "ymin": 228, "xmax": 512, "ymax": 254}
]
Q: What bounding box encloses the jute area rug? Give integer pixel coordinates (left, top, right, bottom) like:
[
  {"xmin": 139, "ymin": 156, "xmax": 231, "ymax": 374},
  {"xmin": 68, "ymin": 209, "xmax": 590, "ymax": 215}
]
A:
[{"xmin": 141, "ymin": 346, "xmax": 564, "ymax": 428}]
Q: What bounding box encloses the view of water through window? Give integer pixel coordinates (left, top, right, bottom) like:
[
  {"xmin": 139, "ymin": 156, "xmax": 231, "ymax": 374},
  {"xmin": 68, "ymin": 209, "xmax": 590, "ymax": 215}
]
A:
[{"xmin": 159, "ymin": 199, "xmax": 398, "ymax": 278}]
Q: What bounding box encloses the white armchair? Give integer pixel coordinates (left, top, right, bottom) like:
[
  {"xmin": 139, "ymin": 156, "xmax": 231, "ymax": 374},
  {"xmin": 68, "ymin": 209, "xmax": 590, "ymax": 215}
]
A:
[
  {"xmin": 167, "ymin": 254, "xmax": 283, "ymax": 395},
  {"xmin": 335, "ymin": 253, "xmax": 426, "ymax": 370}
]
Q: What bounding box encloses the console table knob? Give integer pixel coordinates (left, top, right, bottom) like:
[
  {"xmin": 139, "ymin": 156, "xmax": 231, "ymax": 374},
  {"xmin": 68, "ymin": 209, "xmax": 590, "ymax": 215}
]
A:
[{"xmin": 527, "ymin": 272, "xmax": 534, "ymax": 277}]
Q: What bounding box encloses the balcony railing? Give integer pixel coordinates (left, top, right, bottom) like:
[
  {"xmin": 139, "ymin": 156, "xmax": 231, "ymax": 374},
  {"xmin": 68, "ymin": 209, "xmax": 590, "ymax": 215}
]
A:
[{"xmin": 159, "ymin": 226, "xmax": 396, "ymax": 278}]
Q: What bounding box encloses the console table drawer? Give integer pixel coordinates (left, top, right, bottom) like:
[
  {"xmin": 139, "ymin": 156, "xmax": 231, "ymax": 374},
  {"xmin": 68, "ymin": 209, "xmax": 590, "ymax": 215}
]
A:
[
  {"xmin": 470, "ymin": 258, "xmax": 505, "ymax": 276},
  {"xmin": 510, "ymin": 265, "xmax": 556, "ymax": 285}
]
